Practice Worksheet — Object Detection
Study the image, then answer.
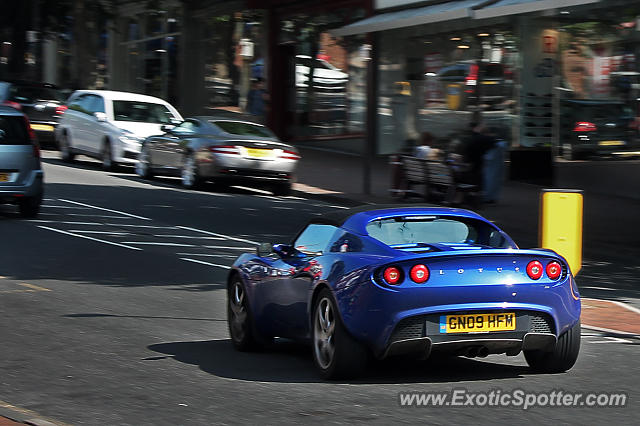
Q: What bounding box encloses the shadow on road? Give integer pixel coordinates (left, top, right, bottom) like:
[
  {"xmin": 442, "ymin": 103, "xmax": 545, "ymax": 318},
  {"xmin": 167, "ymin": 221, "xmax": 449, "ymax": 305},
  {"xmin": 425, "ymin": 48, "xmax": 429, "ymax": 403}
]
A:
[{"xmin": 148, "ymin": 339, "xmax": 530, "ymax": 384}]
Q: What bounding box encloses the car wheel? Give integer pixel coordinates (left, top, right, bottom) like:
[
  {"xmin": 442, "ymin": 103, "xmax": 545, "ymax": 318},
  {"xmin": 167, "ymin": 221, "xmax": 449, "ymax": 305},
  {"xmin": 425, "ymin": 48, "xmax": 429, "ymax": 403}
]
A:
[
  {"xmin": 59, "ymin": 133, "xmax": 75, "ymax": 162},
  {"xmin": 181, "ymin": 153, "xmax": 201, "ymax": 189},
  {"xmin": 18, "ymin": 192, "xmax": 43, "ymax": 218},
  {"xmin": 272, "ymin": 181, "xmax": 292, "ymax": 196},
  {"xmin": 136, "ymin": 144, "xmax": 154, "ymax": 179},
  {"xmin": 312, "ymin": 289, "xmax": 367, "ymax": 379},
  {"xmin": 227, "ymin": 277, "xmax": 262, "ymax": 351},
  {"xmin": 524, "ymin": 321, "xmax": 580, "ymax": 373},
  {"xmin": 101, "ymin": 140, "xmax": 115, "ymax": 171}
]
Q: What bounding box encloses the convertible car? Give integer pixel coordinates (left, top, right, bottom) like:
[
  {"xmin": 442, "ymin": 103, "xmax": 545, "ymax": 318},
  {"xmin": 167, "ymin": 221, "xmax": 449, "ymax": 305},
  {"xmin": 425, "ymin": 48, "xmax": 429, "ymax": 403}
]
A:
[{"xmin": 227, "ymin": 205, "xmax": 581, "ymax": 379}]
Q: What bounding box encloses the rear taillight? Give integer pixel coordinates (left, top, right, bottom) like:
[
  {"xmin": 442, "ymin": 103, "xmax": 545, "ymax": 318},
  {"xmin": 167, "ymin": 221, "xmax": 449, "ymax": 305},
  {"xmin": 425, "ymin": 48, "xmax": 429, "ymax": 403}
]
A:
[
  {"xmin": 526, "ymin": 260, "xmax": 543, "ymax": 280},
  {"xmin": 55, "ymin": 105, "xmax": 68, "ymax": 116},
  {"xmin": 409, "ymin": 264, "xmax": 430, "ymax": 283},
  {"xmin": 2, "ymin": 100, "xmax": 22, "ymax": 110},
  {"xmin": 210, "ymin": 145, "xmax": 240, "ymax": 155},
  {"xmin": 573, "ymin": 121, "xmax": 597, "ymax": 132},
  {"xmin": 546, "ymin": 261, "xmax": 562, "ymax": 280},
  {"xmin": 22, "ymin": 116, "xmax": 40, "ymax": 158},
  {"xmin": 278, "ymin": 149, "xmax": 301, "ymax": 160},
  {"xmin": 383, "ymin": 266, "xmax": 402, "ymax": 285}
]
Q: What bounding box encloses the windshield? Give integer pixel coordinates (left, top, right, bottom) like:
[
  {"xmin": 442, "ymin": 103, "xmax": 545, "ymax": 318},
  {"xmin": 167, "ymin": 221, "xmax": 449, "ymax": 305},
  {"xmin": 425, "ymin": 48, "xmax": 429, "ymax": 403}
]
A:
[
  {"xmin": 10, "ymin": 85, "xmax": 65, "ymax": 103},
  {"xmin": 112, "ymin": 101, "xmax": 176, "ymax": 124},
  {"xmin": 211, "ymin": 120, "xmax": 274, "ymax": 137},
  {"xmin": 366, "ymin": 216, "xmax": 511, "ymax": 249}
]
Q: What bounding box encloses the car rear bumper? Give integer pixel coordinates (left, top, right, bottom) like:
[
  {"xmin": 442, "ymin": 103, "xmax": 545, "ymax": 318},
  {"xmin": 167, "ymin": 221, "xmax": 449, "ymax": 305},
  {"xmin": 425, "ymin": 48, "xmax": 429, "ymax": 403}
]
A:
[
  {"xmin": 0, "ymin": 169, "xmax": 44, "ymax": 201},
  {"xmin": 200, "ymin": 154, "xmax": 297, "ymax": 182}
]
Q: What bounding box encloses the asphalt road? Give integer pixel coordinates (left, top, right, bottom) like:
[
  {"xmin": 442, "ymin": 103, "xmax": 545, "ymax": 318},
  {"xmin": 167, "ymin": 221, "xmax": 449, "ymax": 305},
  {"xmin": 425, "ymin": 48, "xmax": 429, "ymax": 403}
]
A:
[{"xmin": 1, "ymin": 151, "xmax": 637, "ymax": 425}]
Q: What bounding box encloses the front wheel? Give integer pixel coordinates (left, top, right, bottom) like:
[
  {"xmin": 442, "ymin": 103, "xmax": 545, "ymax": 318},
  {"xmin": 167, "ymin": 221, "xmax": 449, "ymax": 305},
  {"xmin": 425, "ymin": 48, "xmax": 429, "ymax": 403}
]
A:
[
  {"xmin": 312, "ymin": 289, "xmax": 367, "ymax": 379},
  {"xmin": 227, "ymin": 278, "xmax": 262, "ymax": 351},
  {"xmin": 59, "ymin": 133, "xmax": 75, "ymax": 162},
  {"xmin": 101, "ymin": 141, "xmax": 115, "ymax": 171},
  {"xmin": 136, "ymin": 144, "xmax": 154, "ymax": 179},
  {"xmin": 524, "ymin": 321, "xmax": 581, "ymax": 373}
]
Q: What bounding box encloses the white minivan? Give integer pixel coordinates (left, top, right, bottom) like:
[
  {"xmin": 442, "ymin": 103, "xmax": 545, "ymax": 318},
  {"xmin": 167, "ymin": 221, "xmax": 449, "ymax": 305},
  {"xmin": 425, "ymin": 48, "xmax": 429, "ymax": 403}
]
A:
[{"xmin": 55, "ymin": 90, "xmax": 182, "ymax": 169}]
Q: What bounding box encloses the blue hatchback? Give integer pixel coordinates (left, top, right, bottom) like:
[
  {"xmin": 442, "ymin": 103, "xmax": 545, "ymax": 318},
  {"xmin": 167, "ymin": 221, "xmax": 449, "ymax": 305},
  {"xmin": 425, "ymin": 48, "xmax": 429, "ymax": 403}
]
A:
[{"xmin": 227, "ymin": 206, "xmax": 581, "ymax": 379}]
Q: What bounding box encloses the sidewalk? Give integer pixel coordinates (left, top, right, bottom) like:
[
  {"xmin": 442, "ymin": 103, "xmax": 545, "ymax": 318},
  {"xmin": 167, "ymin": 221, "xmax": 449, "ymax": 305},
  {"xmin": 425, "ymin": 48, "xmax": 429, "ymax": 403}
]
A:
[{"xmin": 292, "ymin": 146, "xmax": 640, "ymax": 336}]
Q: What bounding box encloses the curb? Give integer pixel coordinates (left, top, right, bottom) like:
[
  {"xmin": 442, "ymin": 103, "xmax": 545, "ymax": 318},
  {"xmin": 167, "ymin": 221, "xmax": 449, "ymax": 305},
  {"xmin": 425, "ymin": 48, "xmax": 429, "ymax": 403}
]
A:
[{"xmin": 0, "ymin": 401, "xmax": 66, "ymax": 426}]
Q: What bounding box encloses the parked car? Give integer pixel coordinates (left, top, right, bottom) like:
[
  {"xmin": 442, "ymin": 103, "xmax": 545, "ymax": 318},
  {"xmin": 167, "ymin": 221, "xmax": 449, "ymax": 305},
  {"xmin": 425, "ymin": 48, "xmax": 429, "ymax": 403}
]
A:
[
  {"xmin": 435, "ymin": 61, "xmax": 510, "ymax": 110},
  {"xmin": 0, "ymin": 105, "xmax": 44, "ymax": 217},
  {"xmin": 55, "ymin": 90, "xmax": 182, "ymax": 170},
  {"xmin": 560, "ymin": 99, "xmax": 634, "ymax": 160},
  {"xmin": 295, "ymin": 55, "xmax": 349, "ymax": 94},
  {"xmin": 227, "ymin": 205, "xmax": 581, "ymax": 379},
  {"xmin": 0, "ymin": 80, "xmax": 67, "ymax": 146},
  {"xmin": 136, "ymin": 115, "xmax": 300, "ymax": 195}
]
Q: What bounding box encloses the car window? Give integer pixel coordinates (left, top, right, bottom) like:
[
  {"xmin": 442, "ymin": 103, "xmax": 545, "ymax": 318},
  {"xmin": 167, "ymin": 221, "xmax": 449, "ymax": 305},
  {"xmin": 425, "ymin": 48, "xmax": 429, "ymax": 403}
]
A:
[
  {"xmin": 483, "ymin": 64, "xmax": 504, "ymax": 79},
  {"xmin": 172, "ymin": 120, "xmax": 199, "ymax": 134},
  {"xmin": 293, "ymin": 224, "xmax": 338, "ymax": 255},
  {"xmin": 112, "ymin": 101, "xmax": 176, "ymax": 124},
  {"xmin": 8, "ymin": 85, "xmax": 65, "ymax": 103},
  {"xmin": 366, "ymin": 216, "xmax": 511, "ymax": 248},
  {"xmin": 0, "ymin": 115, "xmax": 29, "ymax": 145},
  {"xmin": 68, "ymin": 95, "xmax": 92, "ymax": 115},
  {"xmin": 210, "ymin": 120, "xmax": 274, "ymax": 137},
  {"xmin": 86, "ymin": 95, "xmax": 105, "ymax": 114}
]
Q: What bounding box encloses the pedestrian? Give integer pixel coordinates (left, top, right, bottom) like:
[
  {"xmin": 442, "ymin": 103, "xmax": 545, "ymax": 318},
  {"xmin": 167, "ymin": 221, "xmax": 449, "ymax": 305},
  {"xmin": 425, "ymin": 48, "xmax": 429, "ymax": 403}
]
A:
[
  {"xmin": 462, "ymin": 111, "xmax": 497, "ymax": 193},
  {"xmin": 247, "ymin": 78, "xmax": 268, "ymax": 120}
]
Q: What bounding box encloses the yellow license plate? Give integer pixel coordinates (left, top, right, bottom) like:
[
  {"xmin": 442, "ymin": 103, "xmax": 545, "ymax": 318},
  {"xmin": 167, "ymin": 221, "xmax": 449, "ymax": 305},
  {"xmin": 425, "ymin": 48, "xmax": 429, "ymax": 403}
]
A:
[
  {"xmin": 0, "ymin": 173, "xmax": 9, "ymax": 182},
  {"xmin": 481, "ymin": 81, "xmax": 498, "ymax": 85},
  {"xmin": 598, "ymin": 140, "xmax": 624, "ymax": 146},
  {"xmin": 440, "ymin": 312, "xmax": 516, "ymax": 333},
  {"xmin": 30, "ymin": 124, "xmax": 54, "ymax": 132},
  {"xmin": 245, "ymin": 148, "xmax": 272, "ymax": 158}
]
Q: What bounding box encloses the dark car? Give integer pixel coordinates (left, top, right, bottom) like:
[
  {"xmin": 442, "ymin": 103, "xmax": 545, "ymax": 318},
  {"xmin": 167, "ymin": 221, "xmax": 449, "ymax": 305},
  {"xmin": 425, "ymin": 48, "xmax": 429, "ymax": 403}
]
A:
[
  {"xmin": 0, "ymin": 105, "xmax": 44, "ymax": 217},
  {"xmin": 136, "ymin": 115, "xmax": 300, "ymax": 195},
  {"xmin": 0, "ymin": 81, "xmax": 67, "ymax": 146},
  {"xmin": 436, "ymin": 61, "xmax": 510, "ymax": 110},
  {"xmin": 560, "ymin": 99, "xmax": 634, "ymax": 160}
]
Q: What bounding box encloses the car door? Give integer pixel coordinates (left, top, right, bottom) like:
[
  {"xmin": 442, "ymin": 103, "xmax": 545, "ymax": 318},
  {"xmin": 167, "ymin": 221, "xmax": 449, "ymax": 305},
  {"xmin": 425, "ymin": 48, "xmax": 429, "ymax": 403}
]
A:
[
  {"xmin": 152, "ymin": 120, "xmax": 197, "ymax": 168},
  {"xmin": 259, "ymin": 224, "xmax": 338, "ymax": 339},
  {"xmin": 65, "ymin": 94, "xmax": 93, "ymax": 151},
  {"xmin": 167, "ymin": 119, "xmax": 201, "ymax": 167},
  {"xmin": 83, "ymin": 94, "xmax": 107, "ymax": 155}
]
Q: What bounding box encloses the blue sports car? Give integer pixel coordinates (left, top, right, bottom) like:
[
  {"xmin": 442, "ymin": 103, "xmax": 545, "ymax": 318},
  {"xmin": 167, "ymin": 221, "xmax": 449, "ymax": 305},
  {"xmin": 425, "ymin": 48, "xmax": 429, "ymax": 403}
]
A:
[{"xmin": 227, "ymin": 205, "xmax": 581, "ymax": 379}]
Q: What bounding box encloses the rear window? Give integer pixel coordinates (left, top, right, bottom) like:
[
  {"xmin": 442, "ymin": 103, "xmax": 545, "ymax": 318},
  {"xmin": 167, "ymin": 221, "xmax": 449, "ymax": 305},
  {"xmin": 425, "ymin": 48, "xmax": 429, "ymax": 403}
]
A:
[
  {"xmin": 211, "ymin": 120, "xmax": 273, "ymax": 137},
  {"xmin": 0, "ymin": 115, "xmax": 29, "ymax": 145},
  {"xmin": 483, "ymin": 64, "xmax": 504, "ymax": 79},
  {"xmin": 112, "ymin": 101, "xmax": 175, "ymax": 124},
  {"xmin": 9, "ymin": 85, "xmax": 65, "ymax": 103},
  {"xmin": 366, "ymin": 216, "xmax": 511, "ymax": 249}
]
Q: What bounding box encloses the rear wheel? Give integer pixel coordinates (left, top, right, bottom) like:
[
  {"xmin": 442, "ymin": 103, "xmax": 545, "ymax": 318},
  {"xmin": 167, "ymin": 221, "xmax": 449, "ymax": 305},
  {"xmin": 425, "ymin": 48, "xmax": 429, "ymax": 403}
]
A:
[
  {"xmin": 101, "ymin": 140, "xmax": 114, "ymax": 171},
  {"xmin": 272, "ymin": 181, "xmax": 292, "ymax": 196},
  {"xmin": 312, "ymin": 289, "xmax": 367, "ymax": 379},
  {"xmin": 525, "ymin": 321, "xmax": 580, "ymax": 373},
  {"xmin": 18, "ymin": 192, "xmax": 42, "ymax": 218},
  {"xmin": 181, "ymin": 153, "xmax": 201, "ymax": 189},
  {"xmin": 136, "ymin": 144, "xmax": 154, "ymax": 179},
  {"xmin": 59, "ymin": 133, "xmax": 75, "ymax": 162}
]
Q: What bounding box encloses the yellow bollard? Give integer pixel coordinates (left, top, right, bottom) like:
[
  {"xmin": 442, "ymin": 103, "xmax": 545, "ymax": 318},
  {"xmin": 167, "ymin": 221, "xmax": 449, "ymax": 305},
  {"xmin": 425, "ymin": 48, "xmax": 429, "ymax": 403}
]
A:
[{"xmin": 539, "ymin": 190, "xmax": 583, "ymax": 275}]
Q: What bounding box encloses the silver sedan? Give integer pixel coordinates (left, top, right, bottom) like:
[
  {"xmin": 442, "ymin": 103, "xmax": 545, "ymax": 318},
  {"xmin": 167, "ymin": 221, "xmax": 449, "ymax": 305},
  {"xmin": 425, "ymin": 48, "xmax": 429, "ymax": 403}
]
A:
[{"xmin": 136, "ymin": 116, "xmax": 300, "ymax": 195}]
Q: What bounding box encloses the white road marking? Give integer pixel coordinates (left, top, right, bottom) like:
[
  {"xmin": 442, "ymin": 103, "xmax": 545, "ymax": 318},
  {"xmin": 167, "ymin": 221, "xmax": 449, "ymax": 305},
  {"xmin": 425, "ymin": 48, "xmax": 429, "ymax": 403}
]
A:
[
  {"xmin": 58, "ymin": 199, "xmax": 151, "ymax": 220},
  {"xmin": 589, "ymin": 337, "xmax": 633, "ymax": 344},
  {"xmin": 152, "ymin": 234, "xmax": 225, "ymax": 240},
  {"xmin": 121, "ymin": 242, "xmax": 196, "ymax": 247},
  {"xmin": 28, "ymin": 220, "xmax": 107, "ymax": 225},
  {"xmin": 177, "ymin": 226, "xmax": 259, "ymax": 245},
  {"xmin": 581, "ymin": 324, "xmax": 639, "ymax": 336},
  {"xmin": 583, "ymin": 297, "xmax": 640, "ymax": 315},
  {"xmin": 41, "ymin": 205, "xmax": 91, "ymax": 209},
  {"xmin": 180, "ymin": 258, "xmax": 230, "ymax": 269},
  {"xmin": 69, "ymin": 230, "xmax": 133, "ymax": 236},
  {"xmin": 104, "ymin": 223, "xmax": 178, "ymax": 229},
  {"xmin": 176, "ymin": 253, "xmax": 237, "ymax": 258},
  {"xmin": 39, "ymin": 212, "xmax": 131, "ymax": 219},
  {"xmin": 38, "ymin": 226, "xmax": 142, "ymax": 251},
  {"xmin": 582, "ymin": 286, "xmax": 617, "ymax": 291},
  {"xmin": 230, "ymin": 185, "xmax": 273, "ymax": 195},
  {"xmin": 204, "ymin": 245, "xmax": 256, "ymax": 250}
]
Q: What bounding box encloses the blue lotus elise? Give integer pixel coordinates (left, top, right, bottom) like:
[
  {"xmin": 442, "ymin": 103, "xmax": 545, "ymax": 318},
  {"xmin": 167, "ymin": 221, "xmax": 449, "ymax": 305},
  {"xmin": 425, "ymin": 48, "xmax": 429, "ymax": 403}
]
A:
[{"xmin": 227, "ymin": 205, "xmax": 581, "ymax": 379}]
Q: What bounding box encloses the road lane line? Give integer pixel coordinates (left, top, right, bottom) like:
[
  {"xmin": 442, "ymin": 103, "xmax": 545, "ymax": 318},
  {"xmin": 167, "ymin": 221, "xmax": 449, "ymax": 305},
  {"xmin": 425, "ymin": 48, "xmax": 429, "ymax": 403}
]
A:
[
  {"xmin": 177, "ymin": 226, "xmax": 259, "ymax": 245},
  {"xmin": 19, "ymin": 283, "xmax": 51, "ymax": 292},
  {"xmin": 58, "ymin": 198, "xmax": 151, "ymax": 220},
  {"xmin": 69, "ymin": 230, "xmax": 133, "ymax": 236},
  {"xmin": 152, "ymin": 234, "xmax": 225, "ymax": 240},
  {"xmin": 176, "ymin": 253, "xmax": 237, "ymax": 258},
  {"xmin": 39, "ymin": 212, "xmax": 135, "ymax": 219},
  {"xmin": 121, "ymin": 242, "xmax": 196, "ymax": 247},
  {"xmin": 203, "ymin": 245, "xmax": 256, "ymax": 250},
  {"xmin": 180, "ymin": 258, "xmax": 230, "ymax": 269},
  {"xmin": 38, "ymin": 226, "xmax": 142, "ymax": 251},
  {"xmin": 28, "ymin": 220, "xmax": 107, "ymax": 225},
  {"xmin": 104, "ymin": 223, "xmax": 178, "ymax": 229}
]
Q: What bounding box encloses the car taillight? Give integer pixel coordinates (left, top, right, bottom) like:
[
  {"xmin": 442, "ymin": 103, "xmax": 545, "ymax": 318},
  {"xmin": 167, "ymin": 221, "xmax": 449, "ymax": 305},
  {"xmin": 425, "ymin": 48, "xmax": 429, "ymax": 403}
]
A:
[
  {"xmin": 22, "ymin": 115, "xmax": 40, "ymax": 158},
  {"xmin": 465, "ymin": 63, "xmax": 478, "ymax": 91},
  {"xmin": 546, "ymin": 261, "xmax": 562, "ymax": 280},
  {"xmin": 383, "ymin": 266, "xmax": 402, "ymax": 285},
  {"xmin": 526, "ymin": 260, "xmax": 543, "ymax": 280},
  {"xmin": 55, "ymin": 105, "xmax": 68, "ymax": 116},
  {"xmin": 573, "ymin": 121, "xmax": 597, "ymax": 132},
  {"xmin": 278, "ymin": 150, "xmax": 301, "ymax": 160},
  {"xmin": 2, "ymin": 100, "xmax": 22, "ymax": 110},
  {"xmin": 209, "ymin": 145, "xmax": 240, "ymax": 155},
  {"xmin": 409, "ymin": 264, "xmax": 430, "ymax": 283}
]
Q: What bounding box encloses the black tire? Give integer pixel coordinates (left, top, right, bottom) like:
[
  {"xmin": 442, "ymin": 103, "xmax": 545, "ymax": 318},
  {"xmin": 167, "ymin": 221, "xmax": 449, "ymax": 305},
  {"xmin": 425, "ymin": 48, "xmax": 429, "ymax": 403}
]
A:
[
  {"xmin": 272, "ymin": 181, "xmax": 292, "ymax": 196},
  {"xmin": 181, "ymin": 152, "xmax": 201, "ymax": 189},
  {"xmin": 59, "ymin": 133, "xmax": 75, "ymax": 162},
  {"xmin": 524, "ymin": 321, "xmax": 581, "ymax": 373},
  {"xmin": 18, "ymin": 192, "xmax": 43, "ymax": 218},
  {"xmin": 101, "ymin": 140, "xmax": 115, "ymax": 171},
  {"xmin": 312, "ymin": 288, "xmax": 367, "ymax": 379},
  {"xmin": 136, "ymin": 144, "xmax": 154, "ymax": 179},
  {"xmin": 227, "ymin": 277, "xmax": 263, "ymax": 351}
]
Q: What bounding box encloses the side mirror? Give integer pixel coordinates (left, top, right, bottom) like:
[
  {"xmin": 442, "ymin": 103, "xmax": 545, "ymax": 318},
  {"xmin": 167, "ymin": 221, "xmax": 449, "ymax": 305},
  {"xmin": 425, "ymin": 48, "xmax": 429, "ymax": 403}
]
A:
[
  {"xmin": 256, "ymin": 242, "xmax": 273, "ymax": 257},
  {"xmin": 161, "ymin": 124, "xmax": 175, "ymax": 133},
  {"xmin": 94, "ymin": 112, "xmax": 108, "ymax": 122}
]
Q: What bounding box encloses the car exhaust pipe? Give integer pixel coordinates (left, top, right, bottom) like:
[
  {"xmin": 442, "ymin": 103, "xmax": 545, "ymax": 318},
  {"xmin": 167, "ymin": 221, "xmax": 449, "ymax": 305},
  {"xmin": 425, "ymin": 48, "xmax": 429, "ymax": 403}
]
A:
[
  {"xmin": 465, "ymin": 346, "xmax": 479, "ymax": 358},
  {"xmin": 477, "ymin": 346, "xmax": 489, "ymax": 358}
]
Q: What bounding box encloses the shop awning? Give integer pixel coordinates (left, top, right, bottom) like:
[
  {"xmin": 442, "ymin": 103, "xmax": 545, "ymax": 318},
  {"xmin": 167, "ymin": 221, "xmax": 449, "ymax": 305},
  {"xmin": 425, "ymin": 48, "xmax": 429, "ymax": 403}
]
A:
[
  {"xmin": 330, "ymin": 0, "xmax": 480, "ymax": 37},
  {"xmin": 473, "ymin": 0, "xmax": 601, "ymax": 20}
]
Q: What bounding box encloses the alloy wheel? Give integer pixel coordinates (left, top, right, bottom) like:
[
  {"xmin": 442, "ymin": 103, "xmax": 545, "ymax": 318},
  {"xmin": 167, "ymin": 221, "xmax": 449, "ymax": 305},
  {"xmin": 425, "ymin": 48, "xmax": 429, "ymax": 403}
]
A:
[
  {"xmin": 229, "ymin": 282, "xmax": 248, "ymax": 343},
  {"xmin": 314, "ymin": 297, "xmax": 336, "ymax": 370}
]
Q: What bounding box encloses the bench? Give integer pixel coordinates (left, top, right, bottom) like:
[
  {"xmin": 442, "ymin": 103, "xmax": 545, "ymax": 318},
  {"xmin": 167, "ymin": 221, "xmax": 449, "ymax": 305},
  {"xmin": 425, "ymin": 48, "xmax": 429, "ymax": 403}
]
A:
[{"xmin": 395, "ymin": 155, "xmax": 480, "ymax": 205}]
